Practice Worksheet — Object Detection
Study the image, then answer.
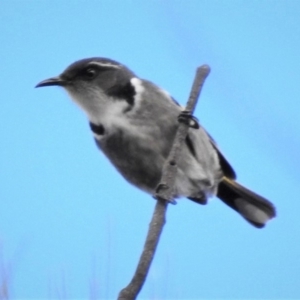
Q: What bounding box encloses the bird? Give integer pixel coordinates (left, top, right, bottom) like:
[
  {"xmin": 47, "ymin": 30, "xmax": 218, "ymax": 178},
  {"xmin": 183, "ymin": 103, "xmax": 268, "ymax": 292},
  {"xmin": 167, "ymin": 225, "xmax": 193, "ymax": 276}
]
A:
[{"xmin": 36, "ymin": 57, "xmax": 276, "ymax": 228}]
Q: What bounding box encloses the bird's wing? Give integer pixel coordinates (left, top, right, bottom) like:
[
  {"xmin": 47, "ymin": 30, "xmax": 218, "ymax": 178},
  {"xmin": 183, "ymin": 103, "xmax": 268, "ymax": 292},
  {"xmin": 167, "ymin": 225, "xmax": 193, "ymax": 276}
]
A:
[
  {"xmin": 205, "ymin": 131, "xmax": 236, "ymax": 179},
  {"xmin": 185, "ymin": 127, "xmax": 236, "ymax": 180}
]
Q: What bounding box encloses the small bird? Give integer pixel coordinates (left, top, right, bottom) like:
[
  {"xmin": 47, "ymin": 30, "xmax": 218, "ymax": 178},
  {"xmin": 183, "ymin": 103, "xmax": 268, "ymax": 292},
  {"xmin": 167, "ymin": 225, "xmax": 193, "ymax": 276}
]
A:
[{"xmin": 36, "ymin": 57, "xmax": 276, "ymax": 228}]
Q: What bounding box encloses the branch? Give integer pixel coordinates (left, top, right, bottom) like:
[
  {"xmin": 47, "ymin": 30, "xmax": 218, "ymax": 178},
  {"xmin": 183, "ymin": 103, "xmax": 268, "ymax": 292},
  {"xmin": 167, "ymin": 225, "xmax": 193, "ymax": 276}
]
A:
[
  {"xmin": 155, "ymin": 65, "xmax": 211, "ymax": 202},
  {"xmin": 117, "ymin": 65, "xmax": 211, "ymax": 300}
]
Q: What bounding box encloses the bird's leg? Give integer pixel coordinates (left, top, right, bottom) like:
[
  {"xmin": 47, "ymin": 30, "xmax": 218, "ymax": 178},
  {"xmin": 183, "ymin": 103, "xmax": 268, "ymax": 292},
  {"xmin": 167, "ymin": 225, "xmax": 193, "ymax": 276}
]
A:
[{"xmin": 154, "ymin": 183, "xmax": 177, "ymax": 205}]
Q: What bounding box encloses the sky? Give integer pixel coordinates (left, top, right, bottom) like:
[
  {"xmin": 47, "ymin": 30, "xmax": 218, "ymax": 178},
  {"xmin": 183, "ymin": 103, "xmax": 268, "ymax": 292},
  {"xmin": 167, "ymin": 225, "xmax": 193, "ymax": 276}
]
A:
[{"xmin": 1, "ymin": 1, "xmax": 300, "ymax": 299}]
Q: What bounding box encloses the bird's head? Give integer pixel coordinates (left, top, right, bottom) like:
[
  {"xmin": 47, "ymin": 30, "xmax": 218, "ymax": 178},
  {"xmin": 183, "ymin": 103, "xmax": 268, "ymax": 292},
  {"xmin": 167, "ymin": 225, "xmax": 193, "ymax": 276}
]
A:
[{"xmin": 36, "ymin": 57, "xmax": 137, "ymax": 123}]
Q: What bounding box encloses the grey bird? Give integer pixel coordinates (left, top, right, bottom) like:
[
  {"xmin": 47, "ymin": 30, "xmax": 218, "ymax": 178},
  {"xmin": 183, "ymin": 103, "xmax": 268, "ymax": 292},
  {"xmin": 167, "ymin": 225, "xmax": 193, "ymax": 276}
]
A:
[{"xmin": 36, "ymin": 57, "xmax": 276, "ymax": 228}]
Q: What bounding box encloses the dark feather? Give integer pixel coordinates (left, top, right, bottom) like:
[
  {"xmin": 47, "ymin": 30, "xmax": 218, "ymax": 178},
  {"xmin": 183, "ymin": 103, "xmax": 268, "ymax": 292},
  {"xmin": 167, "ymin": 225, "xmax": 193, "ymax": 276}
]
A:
[
  {"xmin": 217, "ymin": 178, "xmax": 276, "ymax": 228},
  {"xmin": 188, "ymin": 196, "xmax": 207, "ymax": 205},
  {"xmin": 89, "ymin": 122, "xmax": 105, "ymax": 135},
  {"xmin": 107, "ymin": 81, "xmax": 135, "ymax": 107},
  {"xmin": 185, "ymin": 134, "xmax": 196, "ymax": 158},
  {"xmin": 207, "ymin": 132, "xmax": 236, "ymax": 179}
]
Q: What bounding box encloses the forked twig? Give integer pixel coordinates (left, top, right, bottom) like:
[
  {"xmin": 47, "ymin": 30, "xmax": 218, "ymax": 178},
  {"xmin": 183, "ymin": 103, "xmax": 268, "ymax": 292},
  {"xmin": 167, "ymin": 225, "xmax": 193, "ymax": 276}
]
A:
[{"xmin": 117, "ymin": 65, "xmax": 211, "ymax": 300}]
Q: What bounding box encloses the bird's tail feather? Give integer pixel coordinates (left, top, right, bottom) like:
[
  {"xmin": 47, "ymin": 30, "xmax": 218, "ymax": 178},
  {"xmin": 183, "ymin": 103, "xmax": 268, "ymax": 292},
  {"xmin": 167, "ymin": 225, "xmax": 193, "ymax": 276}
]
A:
[{"xmin": 217, "ymin": 177, "xmax": 276, "ymax": 228}]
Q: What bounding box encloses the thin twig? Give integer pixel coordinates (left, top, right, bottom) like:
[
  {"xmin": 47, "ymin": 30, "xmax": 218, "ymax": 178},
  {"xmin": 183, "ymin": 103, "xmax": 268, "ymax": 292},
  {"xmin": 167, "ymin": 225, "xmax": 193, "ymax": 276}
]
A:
[
  {"xmin": 155, "ymin": 65, "xmax": 211, "ymax": 202},
  {"xmin": 117, "ymin": 65, "xmax": 211, "ymax": 300},
  {"xmin": 117, "ymin": 200, "xmax": 167, "ymax": 300}
]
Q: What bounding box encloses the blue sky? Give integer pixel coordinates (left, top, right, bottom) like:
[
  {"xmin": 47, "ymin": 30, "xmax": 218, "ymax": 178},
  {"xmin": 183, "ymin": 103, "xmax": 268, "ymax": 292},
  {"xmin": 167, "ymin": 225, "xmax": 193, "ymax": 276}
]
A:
[{"xmin": 1, "ymin": 1, "xmax": 300, "ymax": 299}]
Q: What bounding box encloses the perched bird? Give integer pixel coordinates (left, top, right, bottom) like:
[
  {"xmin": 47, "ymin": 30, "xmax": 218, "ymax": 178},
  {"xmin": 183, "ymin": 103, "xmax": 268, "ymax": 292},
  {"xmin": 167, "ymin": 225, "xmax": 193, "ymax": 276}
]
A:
[{"xmin": 36, "ymin": 57, "xmax": 276, "ymax": 228}]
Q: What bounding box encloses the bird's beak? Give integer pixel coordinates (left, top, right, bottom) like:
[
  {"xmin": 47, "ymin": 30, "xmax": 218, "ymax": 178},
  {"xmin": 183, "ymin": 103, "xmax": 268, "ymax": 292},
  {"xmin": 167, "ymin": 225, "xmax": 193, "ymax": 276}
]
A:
[{"xmin": 35, "ymin": 76, "xmax": 66, "ymax": 88}]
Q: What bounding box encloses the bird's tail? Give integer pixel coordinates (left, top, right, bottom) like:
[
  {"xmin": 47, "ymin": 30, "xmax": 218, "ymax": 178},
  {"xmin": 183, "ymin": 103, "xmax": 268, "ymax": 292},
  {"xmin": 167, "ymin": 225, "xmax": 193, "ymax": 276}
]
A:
[{"xmin": 217, "ymin": 177, "xmax": 276, "ymax": 228}]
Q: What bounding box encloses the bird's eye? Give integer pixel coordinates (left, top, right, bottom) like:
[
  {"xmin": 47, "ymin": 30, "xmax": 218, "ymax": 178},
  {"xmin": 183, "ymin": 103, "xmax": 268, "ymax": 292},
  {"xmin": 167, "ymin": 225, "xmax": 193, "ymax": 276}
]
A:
[{"xmin": 83, "ymin": 68, "xmax": 97, "ymax": 79}]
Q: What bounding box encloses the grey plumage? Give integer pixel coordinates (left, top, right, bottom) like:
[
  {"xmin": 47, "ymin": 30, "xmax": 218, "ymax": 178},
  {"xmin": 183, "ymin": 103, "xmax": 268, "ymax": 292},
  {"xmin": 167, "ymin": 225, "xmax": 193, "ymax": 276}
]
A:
[{"xmin": 36, "ymin": 57, "xmax": 276, "ymax": 228}]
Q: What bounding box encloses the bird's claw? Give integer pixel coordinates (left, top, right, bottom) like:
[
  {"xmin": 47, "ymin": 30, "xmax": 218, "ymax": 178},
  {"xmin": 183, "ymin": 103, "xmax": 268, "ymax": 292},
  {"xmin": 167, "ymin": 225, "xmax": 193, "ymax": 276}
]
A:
[
  {"xmin": 178, "ymin": 110, "xmax": 199, "ymax": 129},
  {"xmin": 154, "ymin": 183, "xmax": 177, "ymax": 205}
]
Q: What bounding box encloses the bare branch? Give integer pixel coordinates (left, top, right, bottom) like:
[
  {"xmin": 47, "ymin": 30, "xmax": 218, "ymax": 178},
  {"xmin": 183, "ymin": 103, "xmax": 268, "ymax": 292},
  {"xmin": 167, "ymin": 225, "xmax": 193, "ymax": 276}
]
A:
[
  {"xmin": 155, "ymin": 65, "xmax": 211, "ymax": 202},
  {"xmin": 117, "ymin": 199, "xmax": 167, "ymax": 300},
  {"xmin": 117, "ymin": 65, "xmax": 211, "ymax": 300}
]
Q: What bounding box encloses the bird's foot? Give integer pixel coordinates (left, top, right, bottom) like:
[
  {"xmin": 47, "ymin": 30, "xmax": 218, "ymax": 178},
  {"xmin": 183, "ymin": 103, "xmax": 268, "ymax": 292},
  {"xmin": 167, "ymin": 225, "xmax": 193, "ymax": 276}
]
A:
[
  {"xmin": 178, "ymin": 110, "xmax": 199, "ymax": 129},
  {"xmin": 154, "ymin": 183, "xmax": 177, "ymax": 205}
]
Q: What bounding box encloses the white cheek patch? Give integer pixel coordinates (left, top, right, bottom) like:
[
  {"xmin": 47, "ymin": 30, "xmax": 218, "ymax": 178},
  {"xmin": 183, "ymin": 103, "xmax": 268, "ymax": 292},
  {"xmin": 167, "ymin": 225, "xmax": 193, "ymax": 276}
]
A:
[
  {"xmin": 66, "ymin": 79, "xmax": 145, "ymax": 136},
  {"xmin": 130, "ymin": 77, "xmax": 145, "ymax": 103},
  {"xmin": 66, "ymin": 87, "xmax": 128, "ymax": 127},
  {"xmin": 102, "ymin": 100, "xmax": 129, "ymax": 128},
  {"xmin": 66, "ymin": 89, "xmax": 106, "ymax": 125}
]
